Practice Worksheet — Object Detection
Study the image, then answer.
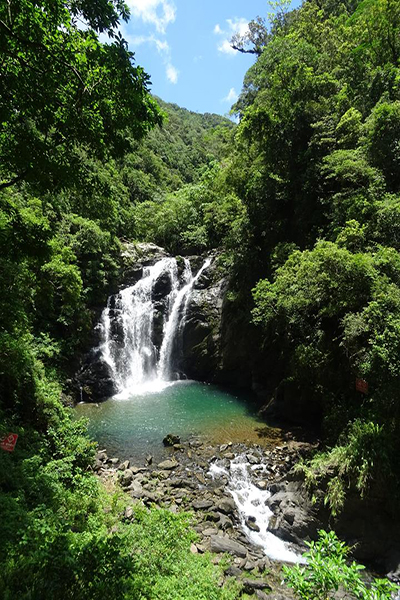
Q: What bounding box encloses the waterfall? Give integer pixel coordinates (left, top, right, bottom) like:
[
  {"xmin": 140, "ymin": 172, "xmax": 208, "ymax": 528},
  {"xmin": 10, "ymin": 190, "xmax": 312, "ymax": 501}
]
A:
[
  {"xmin": 99, "ymin": 256, "xmax": 210, "ymax": 396},
  {"xmin": 158, "ymin": 257, "xmax": 211, "ymax": 380}
]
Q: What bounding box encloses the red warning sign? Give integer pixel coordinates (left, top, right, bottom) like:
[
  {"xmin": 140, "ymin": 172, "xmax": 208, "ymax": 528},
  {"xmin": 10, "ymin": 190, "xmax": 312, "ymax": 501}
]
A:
[
  {"xmin": 355, "ymin": 378, "xmax": 368, "ymax": 395},
  {"xmin": 0, "ymin": 433, "xmax": 18, "ymax": 452}
]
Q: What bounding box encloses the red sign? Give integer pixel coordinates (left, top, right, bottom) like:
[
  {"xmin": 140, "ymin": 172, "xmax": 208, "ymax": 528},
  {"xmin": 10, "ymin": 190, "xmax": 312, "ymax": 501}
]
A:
[
  {"xmin": 0, "ymin": 433, "xmax": 18, "ymax": 452},
  {"xmin": 355, "ymin": 379, "xmax": 368, "ymax": 395}
]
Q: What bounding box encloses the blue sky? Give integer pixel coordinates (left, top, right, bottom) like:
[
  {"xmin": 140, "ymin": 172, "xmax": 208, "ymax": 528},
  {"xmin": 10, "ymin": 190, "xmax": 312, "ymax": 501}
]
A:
[{"xmin": 119, "ymin": 1, "xmax": 302, "ymax": 117}]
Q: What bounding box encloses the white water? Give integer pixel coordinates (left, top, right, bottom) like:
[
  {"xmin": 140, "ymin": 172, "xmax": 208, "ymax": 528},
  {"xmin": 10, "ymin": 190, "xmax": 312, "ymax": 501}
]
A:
[
  {"xmin": 99, "ymin": 257, "xmax": 210, "ymax": 397},
  {"xmin": 158, "ymin": 258, "xmax": 211, "ymax": 380},
  {"xmin": 210, "ymin": 454, "xmax": 302, "ymax": 563}
]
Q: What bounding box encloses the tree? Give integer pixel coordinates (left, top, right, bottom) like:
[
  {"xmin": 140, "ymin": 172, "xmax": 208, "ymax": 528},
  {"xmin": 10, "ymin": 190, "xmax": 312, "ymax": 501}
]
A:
[
  {"xmin": 0, "ymin": 0, "xmax": 162, "ymax": 192},
  {"xmin": 283, "ymin": 530, "xmax": 398, "ymax": 600}
]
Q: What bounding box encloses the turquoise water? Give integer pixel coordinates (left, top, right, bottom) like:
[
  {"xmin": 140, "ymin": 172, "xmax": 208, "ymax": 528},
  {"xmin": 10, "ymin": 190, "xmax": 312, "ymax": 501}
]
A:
[{"xmin": 75, "ymin": 380, "xmax": 267, "ymax": 461}]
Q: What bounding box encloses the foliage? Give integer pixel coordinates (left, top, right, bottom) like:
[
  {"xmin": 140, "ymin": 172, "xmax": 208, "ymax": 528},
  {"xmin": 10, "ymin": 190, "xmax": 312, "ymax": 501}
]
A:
[
  {"xmin": 0, "ymin": 0, "xmax": 162, "ymax": 192},
  {"xmin": 222, "ymin": 0, "xmax": 400, "ymax": 514},
  {"xmin": 283, "ymin": 530, "xmax": 398, "ymax": 600}
]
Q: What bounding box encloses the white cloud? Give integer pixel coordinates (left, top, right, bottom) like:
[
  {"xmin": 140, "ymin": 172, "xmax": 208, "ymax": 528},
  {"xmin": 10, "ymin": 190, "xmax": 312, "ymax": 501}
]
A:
[
  {"xmin": 128, "ymin": 34, "xmax": 178, "ymax": 84},
  {"xmin": 222, "ymin": 87, "xmax": 239, "ymax": 103},
  {"xmin": 213, "ymin": 17, "xmax": 249, "ymax": 56},
  {"xmin": 227, "ymin": 18, "xmax": 249, "ymax": 37},
  {"xmin": 127, "ymin": 0, "xmax": 176, "ymax": 34},
  {"xmin": 218, "ymin": 39, "xmax": 236, "ymax": 56},
  {"xmin": 166, "ymin": 64, "xmax": 179, "ymax": 84}
]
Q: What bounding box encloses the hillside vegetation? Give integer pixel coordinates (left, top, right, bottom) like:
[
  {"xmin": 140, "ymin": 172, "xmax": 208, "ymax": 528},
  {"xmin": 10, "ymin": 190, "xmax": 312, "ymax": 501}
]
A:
[
  {"xmin": 1, "ymin": 0, "xmax": 400, "ymax": 596},
  {"xmin": 0, "ymin": 1, "xmax": 236, "ymax": 598}
]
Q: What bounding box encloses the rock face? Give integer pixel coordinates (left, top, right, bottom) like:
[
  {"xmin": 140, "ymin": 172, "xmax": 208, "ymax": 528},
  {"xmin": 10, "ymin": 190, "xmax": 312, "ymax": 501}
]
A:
[
  {"xmin": 266, "ymin": 473, "xmax": 328, "ymax": 547},
  {"xmin": 177, "ymin": 261, "xmax": 227, "ymax": 381},
  {"xmin": 69, "ymin": 349, "xmax": 117, "ymax": 402},
  {"xmin": 120, "ymin": 242, "xmax": 167, "ymax": 287},
  {"xmin": 265, "ymin": 469, "xmax": 400, "ymax": 574}
]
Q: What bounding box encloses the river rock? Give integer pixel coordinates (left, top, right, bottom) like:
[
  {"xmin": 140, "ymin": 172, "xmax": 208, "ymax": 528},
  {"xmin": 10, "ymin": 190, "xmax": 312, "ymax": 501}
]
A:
[
  {"xmin": 163, "ymin": 433, "xmax": 181, "ymax": 446},
  {"xmin": 217, "ymin": 497, "xmax": 236, "ymax": 514},
  {"xmin": 256, "ymin": 480, "xmax": 268, "ymax": 490},
  {"xmin": 157, "ymin": 459, "xmax": 178, "ymax": 470},
  {"xmin": 218, "ymin": 513, "xmax": 233, "ymax": 531},
  {"xmin": 120, "ymin": 469, "xmax": 134, "ymax": 486},
  {"xmin": 124, "ymin": 506, "xmax": 134, "ymax": 520},
  {"xmin": 246, "ymin": 518, "xmax": 260, "ymax": 532},
  {"xmin": 210, "ymin": 535, "xmax": 247, "ymax": 558},
  {"xmin": 242, "ymin": 579, "xmax": 271, "ymax": 593},
  {"xmin": 224, "ymin": 565, "xmax": 242, "ymax": 577},
  {"xmin": 202, "ymin": 527, "xmax": 218, "ymax": 537},
  {"xmin": 192, "ymin": 500, "xmax": 214, "ymax": 510}
]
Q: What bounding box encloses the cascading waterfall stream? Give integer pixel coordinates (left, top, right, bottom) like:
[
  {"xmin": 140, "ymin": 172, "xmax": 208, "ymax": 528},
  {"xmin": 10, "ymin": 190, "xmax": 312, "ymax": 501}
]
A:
[
  {"xmin": 210, "ymin": 455, "xmax": 302, "ymax": 564},
  {"xmin": 158, "ymin": 257, "xmax": 211, "ymax": 380},
  {"xmin": 99, "ymin": 256, "xmax": 210, "ymax": 396}
]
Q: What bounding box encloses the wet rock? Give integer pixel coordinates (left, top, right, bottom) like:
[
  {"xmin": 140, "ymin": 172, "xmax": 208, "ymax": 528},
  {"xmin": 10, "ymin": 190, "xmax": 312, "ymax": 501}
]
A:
[
  {"xmin": 256, "ymin": 480, "xmax": 268, "ymax": 490},
  {"xmin": 119, "ymin": 460, "xmax": 130, "ymax": 471},
  {"xmin": 73, "ymin": 358, "xmax": 117, "ymax": 403},
  {"xmin": 152, "ymin": 271, "xmax": 172, "ymax": 302},
  {"xmin": 163, "ymin": 433, "xmax": 181, "ymax": 446},
  {"xmin": 210, "ymin": 535, "xmax": 247, "ymax": 558},
  {"xmin": 246, "ymin": 518, "xmax": 260, "ymax": 533},
  {"xmin": 146, "ymin": 454, "xmax": 153, "ymax": 465},
  {"xmin": 266, "ymin": 475, "xmax": 325, "ymax": 546},
  {"xmin": 247, "ymin": 454, "xmax": 260, "ymax": 465}
]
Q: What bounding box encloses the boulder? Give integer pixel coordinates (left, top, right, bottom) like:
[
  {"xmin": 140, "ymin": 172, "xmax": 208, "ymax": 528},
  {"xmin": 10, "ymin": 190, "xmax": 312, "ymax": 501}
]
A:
[
  {"xmin": 192, "ymin": 500, "xmax": 214, "ymax": 511},
  {"xmin": 210, "ymin": 535, "xmax": 247, "ymax": 558},
  {"xmin": 157, "ymin": 459, "xmax": 178, "ymax": 470},
  {"xmin": 242, "ymin": 578, "xmax": 271, "ymax": 593},
  {"xmin": 246, "ymin": 518, "xmax": 260, "ymax": 533},
  {"xmin": 217, "ymin": 497, "xmax": 236, "ymax": 515},
  {"xmin": 120, "ymin": 469, "xmax": 134, "ymax": 487},
  {"xmin": 163, "ymin": 434, "xmax": 181, "ymax": 447}
]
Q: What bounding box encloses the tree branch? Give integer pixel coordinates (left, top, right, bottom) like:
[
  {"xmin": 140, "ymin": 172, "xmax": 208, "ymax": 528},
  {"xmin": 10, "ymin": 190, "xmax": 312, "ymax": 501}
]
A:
[
  {"xmin": 0, "ymin": 172, "xmax": 26, "ymax": 190},
  {"xmin": 230, "ymin": 44, "xmax": 259, "ymax": 55}
]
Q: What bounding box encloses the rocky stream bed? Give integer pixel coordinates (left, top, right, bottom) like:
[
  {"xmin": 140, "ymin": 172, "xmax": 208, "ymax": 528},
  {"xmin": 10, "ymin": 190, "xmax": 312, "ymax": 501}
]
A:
[{"xmin": 93, "ymin": 433, "xmax": 318, "ymax": 599}]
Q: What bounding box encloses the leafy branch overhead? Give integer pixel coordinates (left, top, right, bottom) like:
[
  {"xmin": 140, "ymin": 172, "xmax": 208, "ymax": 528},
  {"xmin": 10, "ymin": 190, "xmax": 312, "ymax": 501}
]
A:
[{"xmin": 0, "ymin": 0, "xmax": 162, "ymax": 192}]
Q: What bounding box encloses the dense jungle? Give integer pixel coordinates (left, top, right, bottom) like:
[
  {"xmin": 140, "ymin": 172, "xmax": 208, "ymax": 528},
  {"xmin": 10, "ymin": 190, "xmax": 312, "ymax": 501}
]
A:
[{"xmin": 1, "ymin": 0, "xmax": 400, "ymax": 598}]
